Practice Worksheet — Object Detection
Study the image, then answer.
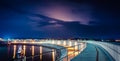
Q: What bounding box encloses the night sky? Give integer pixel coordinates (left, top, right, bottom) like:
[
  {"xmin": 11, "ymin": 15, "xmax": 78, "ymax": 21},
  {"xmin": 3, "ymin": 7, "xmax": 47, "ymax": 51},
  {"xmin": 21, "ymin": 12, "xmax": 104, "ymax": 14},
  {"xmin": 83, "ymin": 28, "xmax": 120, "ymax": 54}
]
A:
[{"xmin": 0, "ymin": 0, "xmax": 120, "ymax": 39}]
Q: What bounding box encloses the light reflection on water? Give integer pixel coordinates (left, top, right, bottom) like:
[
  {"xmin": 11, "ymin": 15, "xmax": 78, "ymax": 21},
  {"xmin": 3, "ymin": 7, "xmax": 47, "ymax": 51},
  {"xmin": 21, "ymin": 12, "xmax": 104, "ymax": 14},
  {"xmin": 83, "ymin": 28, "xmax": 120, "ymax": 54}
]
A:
[
  {"xmin": 40, "ymin": 46, "xmax": 42, "ymax": 60},
  {"xmin": 0, "ymin": 45, "xmax": 54, "ymax": 61},
  {"xmin": 13, "ymin": 45, "xmax": 16, "ymax": 59},
  {"xmin": 23, "ymin": 45, "xmax": 26, "ymax": 56}
]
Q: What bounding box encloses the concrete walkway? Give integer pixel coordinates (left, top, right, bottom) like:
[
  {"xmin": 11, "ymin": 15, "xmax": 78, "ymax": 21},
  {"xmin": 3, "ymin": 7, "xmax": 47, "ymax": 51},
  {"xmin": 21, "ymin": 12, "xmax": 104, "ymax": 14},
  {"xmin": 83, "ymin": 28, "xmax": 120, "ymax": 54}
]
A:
[{"xmin": 71, "ymin": 43, "xmax": 115, "ymax": 61}]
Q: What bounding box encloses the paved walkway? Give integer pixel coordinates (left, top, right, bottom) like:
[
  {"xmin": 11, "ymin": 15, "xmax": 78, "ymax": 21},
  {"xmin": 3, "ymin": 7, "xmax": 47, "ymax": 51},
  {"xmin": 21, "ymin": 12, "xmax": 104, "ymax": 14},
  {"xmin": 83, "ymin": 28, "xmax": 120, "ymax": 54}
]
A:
[{"xmin": 71, "ymin": 43, "xmax": 115, "ymax": 61}]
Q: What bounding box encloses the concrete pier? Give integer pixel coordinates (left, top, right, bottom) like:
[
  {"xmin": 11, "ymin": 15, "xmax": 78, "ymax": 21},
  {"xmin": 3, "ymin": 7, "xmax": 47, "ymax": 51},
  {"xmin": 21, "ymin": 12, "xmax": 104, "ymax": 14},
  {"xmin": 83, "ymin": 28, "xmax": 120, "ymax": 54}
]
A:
[{"xmin": 71, "ymin": 43, "xmax": 115, "ymax": 61}]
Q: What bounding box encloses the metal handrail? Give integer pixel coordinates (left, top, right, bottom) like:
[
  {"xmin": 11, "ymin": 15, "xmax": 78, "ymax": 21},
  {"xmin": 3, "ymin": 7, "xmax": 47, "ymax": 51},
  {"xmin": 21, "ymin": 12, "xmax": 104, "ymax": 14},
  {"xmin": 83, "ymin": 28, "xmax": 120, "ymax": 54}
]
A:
[
  {"xmin": 12, "ymin": 42, "xmax": 86, "ymax": 61},
  {"xmin": 56, "ymin": 44, "xmax": 86, "ymax": 61},
  {"xmin": 13, "ymin": 51, "xmax": 54, "ymax": 61},
  {"xmin": 56, "ymin": 49, "xmax": 79, "ymax": 61},
  {"xmin": 26, "ymin": 51, "xmax": 54, "ymax": 59}
]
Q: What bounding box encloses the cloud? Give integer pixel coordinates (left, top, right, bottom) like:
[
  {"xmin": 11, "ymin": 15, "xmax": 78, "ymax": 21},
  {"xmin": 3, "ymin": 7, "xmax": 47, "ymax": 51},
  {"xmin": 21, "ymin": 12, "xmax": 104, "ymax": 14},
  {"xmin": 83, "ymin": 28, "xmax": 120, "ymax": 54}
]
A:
[
  {"xmin": 28, "ymin": 1, "xmax": 95, "ymax": 25},
  {"xmin": 1, "ymin": 0, "xmax": 120, "ymax": 39}
]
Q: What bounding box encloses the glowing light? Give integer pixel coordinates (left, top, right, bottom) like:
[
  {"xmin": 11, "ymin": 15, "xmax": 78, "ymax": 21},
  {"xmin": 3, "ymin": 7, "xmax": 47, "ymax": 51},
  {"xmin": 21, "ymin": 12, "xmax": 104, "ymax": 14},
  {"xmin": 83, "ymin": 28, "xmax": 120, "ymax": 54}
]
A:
[
  {"xmin": 14, "ymin": 40, "xmax": 16, "ymax": 43},
  {"xmin": 52, "ymin": 40, "xmax": 55, "ymax": 44},
  {"xmin": 74, "ymin": 42, "xmax": 77, "ymax": 45},
  {"xmin": 69, "ymin": 41, "xmax": 72, "ymax": 46},
  {"xmin": 57, "ymin": 41, "xmax": 61, "ymax": 45},
  {"xmin": 32, "ymin": 40, "xmax": 35, "ymax": 43},
  {"xmin": 23, "ymin": 41, "xmax": 26, "ymax": 43},
  {"xmin": 63, "ymin": 41, "xmax": 66, "ymax": 46}
]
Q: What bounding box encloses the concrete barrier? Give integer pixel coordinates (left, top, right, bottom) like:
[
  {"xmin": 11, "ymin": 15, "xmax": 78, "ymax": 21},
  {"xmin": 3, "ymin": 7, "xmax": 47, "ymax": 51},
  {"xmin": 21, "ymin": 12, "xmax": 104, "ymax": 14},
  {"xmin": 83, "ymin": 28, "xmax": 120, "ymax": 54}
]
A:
[{"xmin": 88, "ymin": 41, "xmax": 120, "ymax": 61}]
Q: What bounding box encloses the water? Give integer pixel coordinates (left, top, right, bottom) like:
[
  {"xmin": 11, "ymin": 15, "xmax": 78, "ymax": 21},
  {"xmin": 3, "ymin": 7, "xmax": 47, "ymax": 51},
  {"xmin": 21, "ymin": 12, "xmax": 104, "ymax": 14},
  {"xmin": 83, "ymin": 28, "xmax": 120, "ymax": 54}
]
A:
[{"xmin": 0, "ymin": 45, "xmax": 54, "ymax": 61}]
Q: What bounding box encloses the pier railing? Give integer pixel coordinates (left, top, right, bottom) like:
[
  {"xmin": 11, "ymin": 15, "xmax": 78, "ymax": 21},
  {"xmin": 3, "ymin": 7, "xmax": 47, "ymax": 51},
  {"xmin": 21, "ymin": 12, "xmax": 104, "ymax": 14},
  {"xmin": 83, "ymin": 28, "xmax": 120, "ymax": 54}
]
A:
[
  {"xmin": 11, "ymin": 40, "xmax": 86, "ymax": 61},
  {"xmin": 56, "ymin": 43, "xmax": 86, "ymax": 61},
  {"xmin": 23, "ymin": 43, "xmax": 86, "ymax": 61}
]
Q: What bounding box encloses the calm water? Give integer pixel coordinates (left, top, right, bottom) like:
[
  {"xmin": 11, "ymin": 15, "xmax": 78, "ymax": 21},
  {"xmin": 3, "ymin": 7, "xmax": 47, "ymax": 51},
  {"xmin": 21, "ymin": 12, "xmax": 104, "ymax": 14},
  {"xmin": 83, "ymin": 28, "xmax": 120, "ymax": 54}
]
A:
[{"xmin": 0, "ymin": 45, "xmax": 54, "ymax": 61}]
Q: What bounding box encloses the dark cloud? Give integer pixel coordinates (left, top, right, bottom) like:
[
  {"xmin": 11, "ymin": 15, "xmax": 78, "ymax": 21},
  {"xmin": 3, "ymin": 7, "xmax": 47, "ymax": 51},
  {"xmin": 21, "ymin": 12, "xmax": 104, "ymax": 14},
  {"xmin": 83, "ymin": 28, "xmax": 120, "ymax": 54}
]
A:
[{"xmin": 0, "ymin": 0, "xmax": 120, "ymax": 39}]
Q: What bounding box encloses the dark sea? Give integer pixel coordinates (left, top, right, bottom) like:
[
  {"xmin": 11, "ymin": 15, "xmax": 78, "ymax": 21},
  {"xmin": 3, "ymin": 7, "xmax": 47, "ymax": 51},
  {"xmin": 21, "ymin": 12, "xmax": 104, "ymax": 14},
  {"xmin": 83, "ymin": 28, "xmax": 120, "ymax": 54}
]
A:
[{"xmin": 0, "ymin": 45, "xmax": 54, "ymax": 61}]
